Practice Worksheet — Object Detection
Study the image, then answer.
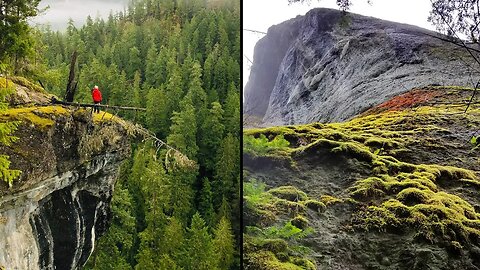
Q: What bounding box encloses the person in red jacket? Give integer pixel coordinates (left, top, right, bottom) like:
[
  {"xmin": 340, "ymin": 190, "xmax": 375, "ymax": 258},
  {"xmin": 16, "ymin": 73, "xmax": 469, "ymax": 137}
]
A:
[{"xmin": 91, "ymin": 85, "xmax": 102, "ymax": 113}]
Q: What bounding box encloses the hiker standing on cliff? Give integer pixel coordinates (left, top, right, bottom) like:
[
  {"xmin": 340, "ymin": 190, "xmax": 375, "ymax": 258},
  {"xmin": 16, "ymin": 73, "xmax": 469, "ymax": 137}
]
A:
[{"xmin": 91, "ymin": 85, "xmax": 102, "ymax": 113}]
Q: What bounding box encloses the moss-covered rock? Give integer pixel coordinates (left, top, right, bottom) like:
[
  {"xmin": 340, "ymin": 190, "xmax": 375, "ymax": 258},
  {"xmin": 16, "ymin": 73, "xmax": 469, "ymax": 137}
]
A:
[
  {"xmin": 244, "ymin": 86, "xmax": 480, "ymax": 268},
  {"xmin": 290, "ymin": 215, "xmax": 308, "ymax": 230},
  {"xmin": 303, "ymin": 199, "xmax": 326, "ymax": 213},
  {"xmin": 269, "ymin": 186, "xmax": 308, "ymax": 202}
]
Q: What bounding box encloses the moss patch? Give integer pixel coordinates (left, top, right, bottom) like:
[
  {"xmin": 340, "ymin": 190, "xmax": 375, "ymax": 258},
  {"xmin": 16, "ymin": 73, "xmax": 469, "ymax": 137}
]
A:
[{"xmin": 0, "ymin": 106, "xmax": 69, "ymax": 130}]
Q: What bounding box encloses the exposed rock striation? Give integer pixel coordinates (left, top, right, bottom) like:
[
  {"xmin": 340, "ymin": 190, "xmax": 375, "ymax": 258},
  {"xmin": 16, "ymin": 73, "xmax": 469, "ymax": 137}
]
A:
[
  {"xmin": 0, "ymin": 81, "xmax": 131, "ymax": 269},
  {"xmin": 244, "ymin": 8, "xmax": 476, "ymax": 125}
]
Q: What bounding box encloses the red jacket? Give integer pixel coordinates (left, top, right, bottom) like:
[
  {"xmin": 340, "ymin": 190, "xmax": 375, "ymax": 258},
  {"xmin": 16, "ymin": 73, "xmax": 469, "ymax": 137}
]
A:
[{"xmin": 92, "ymin": 88, "xmax": 102, "ymax": 103}]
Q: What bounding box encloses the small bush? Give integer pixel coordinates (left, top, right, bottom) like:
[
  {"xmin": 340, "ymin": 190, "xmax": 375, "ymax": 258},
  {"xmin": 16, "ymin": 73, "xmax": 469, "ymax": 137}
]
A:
[
  {"xmin": 244, "ymin": 134, "xmax": 290, "ymax": 156},
  {"xmin": 263, "ymin": 221, "xmax": 312, "ymax": 240},
  {"xmin": 244, "ymin": 179, "xmax": 274, "ymax": 207}
]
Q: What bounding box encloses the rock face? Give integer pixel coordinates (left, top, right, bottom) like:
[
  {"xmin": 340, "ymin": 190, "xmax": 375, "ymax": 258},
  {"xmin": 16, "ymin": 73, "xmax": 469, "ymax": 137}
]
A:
[
  {"xmin": 0, "ymin": 82, "xmax": 130, "ymax": 269},
  {"xmin": 244, "ymin": 8, "xmax": 476, "ymax": 125}
]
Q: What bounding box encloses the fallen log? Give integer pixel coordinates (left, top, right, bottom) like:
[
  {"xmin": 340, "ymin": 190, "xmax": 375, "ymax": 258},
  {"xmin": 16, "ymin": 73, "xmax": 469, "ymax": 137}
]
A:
[{"xmin": 51, "ymin": 97, "xmax": 146, "ymax": 111}]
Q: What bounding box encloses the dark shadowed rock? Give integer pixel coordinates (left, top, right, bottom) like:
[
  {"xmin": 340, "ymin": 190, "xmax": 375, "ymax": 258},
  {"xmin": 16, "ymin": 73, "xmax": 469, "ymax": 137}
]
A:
[{"xmin": 244, "ymin": 8, "xmax": 476, "ymax": 125}]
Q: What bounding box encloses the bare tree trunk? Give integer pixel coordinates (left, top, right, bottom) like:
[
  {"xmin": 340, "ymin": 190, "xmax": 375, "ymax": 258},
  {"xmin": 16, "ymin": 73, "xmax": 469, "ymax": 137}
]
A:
[{"xmin": 64, "ymin": 51, "xmax": 78, "ymax": 102}]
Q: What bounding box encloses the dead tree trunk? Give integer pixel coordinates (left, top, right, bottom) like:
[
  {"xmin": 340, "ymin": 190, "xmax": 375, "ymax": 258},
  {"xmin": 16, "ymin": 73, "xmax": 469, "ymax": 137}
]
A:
[{"xmin": 64, "ymin": 51, "xmax": 78, "ymax": 102}]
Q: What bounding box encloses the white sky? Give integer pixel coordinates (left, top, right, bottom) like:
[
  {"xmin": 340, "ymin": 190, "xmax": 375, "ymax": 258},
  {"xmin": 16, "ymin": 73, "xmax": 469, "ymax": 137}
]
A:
[{"xmin": 243, "ymin": 0, "xmax": 437, "ymax": 89}]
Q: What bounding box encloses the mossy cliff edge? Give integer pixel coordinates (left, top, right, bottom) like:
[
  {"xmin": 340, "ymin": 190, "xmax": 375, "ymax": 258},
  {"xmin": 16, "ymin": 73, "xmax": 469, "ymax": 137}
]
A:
[
  {"xmin": 244, "ymin": 86, "xmax": 480, "ymax": 269},
  {"xmin": 0, "ymin": 78, "xmax": 131, "ymax": 270}
]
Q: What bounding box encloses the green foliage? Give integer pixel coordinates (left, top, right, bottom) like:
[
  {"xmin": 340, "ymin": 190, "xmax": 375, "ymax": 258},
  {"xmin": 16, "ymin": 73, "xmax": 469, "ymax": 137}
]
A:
[
  {"xmin": 244, "ymin": 134, "xmax": 290, "ymax": 156},
  {"xmin": 183, "ymin": 212, "xmax": 217, "ymax": 270},
  {"xmin": 262, "ymin": 222, "xmax": 313, "ymax": 240},
  {"xmin": 0, "ymin": 77, "xmax": 21, "ymax": 187},
  {"xmin": 244, "ymin": 222, "xmax": 315, "ymax": 270},
  {"xmin": 0, "ymin": 0, "xmax": 41, "ymax": 67},
  {"xmin": 471, "ymin": 135, "xmax": 479, "ymax": 151},
  {"xmin": 471, "ymin": 135, "xmax": 478, "ymax": 145},
  {"xmin": 213, "ymin": 217, "xmax": 235, "ymax": 269},
  {"xmin": 244, "ymin": 178, "xmax": 274, "ymax": 207},
  {"xmin": 199, "ymin": 102, "xmax": 224, "ymax": 172},
  {"xmin": 198, "ymin": 177, "xmax": 215, "ymax": 227},
  {"xmin": 213, "ymin": 133, "xmax": 240, "ymax": 206}
]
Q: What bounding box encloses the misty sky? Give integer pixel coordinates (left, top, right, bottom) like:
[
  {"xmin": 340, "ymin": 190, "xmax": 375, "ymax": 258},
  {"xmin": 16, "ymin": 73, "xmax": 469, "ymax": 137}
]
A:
[{"xmin": 31, "ymin": 0, "xmax": 130, "ymax": 30}]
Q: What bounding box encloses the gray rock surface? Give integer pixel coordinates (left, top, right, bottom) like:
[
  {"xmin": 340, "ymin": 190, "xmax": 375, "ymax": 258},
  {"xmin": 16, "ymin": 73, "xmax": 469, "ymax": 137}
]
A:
[
  {"xmin": 0, "ymin": 84, "xmax": 130, "ymax": 269},
  {"xmin": 244, "ymin": 8, "xmax": 477, "ymax": 125}
]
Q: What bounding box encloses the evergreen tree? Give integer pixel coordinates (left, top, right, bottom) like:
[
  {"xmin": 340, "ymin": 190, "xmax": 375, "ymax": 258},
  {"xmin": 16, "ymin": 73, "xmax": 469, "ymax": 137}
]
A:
[
  {"xmin": 0, "ymin": 0, "xmax": 41, "ymax": 69},
  {"xmin": 128, "ymin": 46, "xmax": 142, "ymax": 77},
  {"xmin": 198, "ymin": 177, "xmax": 215, "ymax": 227},
  {"xmin": 144, "ymin": 44, "xmax": 158, "ymax": 87},
  {"xmin": 223, "ymin": 83, "xmax": 240, "ymax": 136},
  {"xmin": 213, "ymin": 216, "xmax": 235, "ymax": 270},
  {"xmin": 199, "ymin": 102, "xmax": 224, "ymax": 173},
  {"xmin": 213, "ymin": 134, "xmax": 239, "ymax": 207},
  {"xmin": 183, "ymin": 213, "xmax": 217, "ymax": 270},
  {"xmin": 163, "ymin": 56, "xmax": 184, "ymax": 134},
  {"xmin": 145, "ymin": 86, "xmax": 168, "ymax": 137},
  {"xmin": 162, "ymin": 216, "xmax": 185, "ymax": 257},
  {"xmin": 167, "ymin": 102, "xmax": 198, "ymax": 161}
]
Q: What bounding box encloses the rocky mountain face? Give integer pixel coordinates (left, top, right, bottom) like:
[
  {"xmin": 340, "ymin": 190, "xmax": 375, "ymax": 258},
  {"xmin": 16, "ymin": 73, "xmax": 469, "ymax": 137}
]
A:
[
  {"xmin": 243, "ymin": 87, "xmax": 480, "ymax": 269},
  {"xmin": 244, "ymin": 8, "xmax": 476, "ymax": 126},
  {"xmin": 0, "ymin": 80, "xmax": 131, "ymax": 269}
]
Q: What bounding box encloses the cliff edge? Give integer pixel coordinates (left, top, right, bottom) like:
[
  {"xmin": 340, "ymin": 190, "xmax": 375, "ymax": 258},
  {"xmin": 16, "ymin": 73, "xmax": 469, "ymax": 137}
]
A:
[{"xmin": 0, "ymin": 78, "xmax": 131, "ymax": 270}]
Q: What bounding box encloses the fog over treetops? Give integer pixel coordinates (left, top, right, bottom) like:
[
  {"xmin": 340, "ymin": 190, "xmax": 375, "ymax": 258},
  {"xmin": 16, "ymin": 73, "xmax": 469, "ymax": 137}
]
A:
[{"xmin": 31, "ymin": 0, "xmax": 129, "ymax": 31}]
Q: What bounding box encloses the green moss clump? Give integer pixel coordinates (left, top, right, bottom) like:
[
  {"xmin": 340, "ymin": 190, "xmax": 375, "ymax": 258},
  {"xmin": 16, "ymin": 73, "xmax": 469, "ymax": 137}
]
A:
[
  {"xmin": 353, "ymin": 205, "xmax": 400, "ymax": 232},
  {"xmin": 348, "ymin": 177, "xmax": 386, "ymax": 200},
  {"xmin": 304, "ymin": 199, "xmax": 326, "ymax": 213},
  {"xmin": 291, "ymin": 216, "xmax": 308, "ymax": 230},
  {"xmin": 260, "ymin": 238, "xmax": 289, "ymax": 254},
  {"xmin": 274, "ymin": 199, "xmax": 307, "ymax": 215},
  {"xmin": 319, "ymin": 195, "xmax": 343, "ymax": 206},
  {"xmin": 291, "ymin": 258, "xmax": 316, "ymax": 270},
  {"xmin": 244, "ymin": 250, "xmax": 305, "ymax": 270},
  {"xmin": 269, "ymin": 186, "xmax": 308, "ymax": 202},
  {"xmin": 396, "ymin": 188, "xmax": 433, "ymax": 205}
]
